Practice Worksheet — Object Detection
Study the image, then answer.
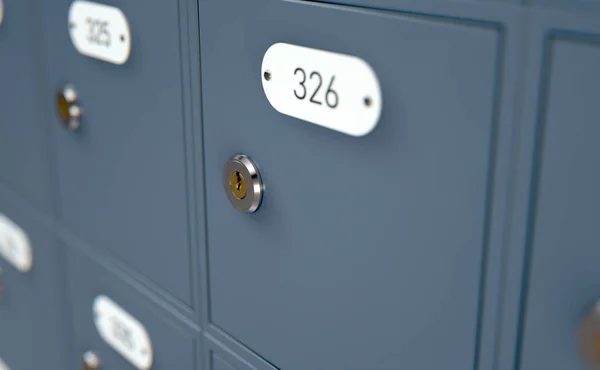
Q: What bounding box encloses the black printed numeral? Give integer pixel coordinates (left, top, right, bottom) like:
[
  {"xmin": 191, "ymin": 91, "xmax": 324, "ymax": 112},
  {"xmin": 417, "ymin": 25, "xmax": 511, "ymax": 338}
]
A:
[
  {"xmin": 86, "ymin": 18, "xmax": 111, "ymax": 46},
  {"xmin": 110, "ymin": 317, "xmax": 135, "ymax": 351},
  {"xmin": 294, "ymin": 68, "xmax": 338, "ymax": 108}
]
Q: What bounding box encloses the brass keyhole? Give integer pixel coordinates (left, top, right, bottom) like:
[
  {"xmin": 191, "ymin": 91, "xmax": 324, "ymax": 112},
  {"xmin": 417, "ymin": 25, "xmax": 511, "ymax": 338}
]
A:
[
  {"xmin": 57, "ymin": 93, "xmax": 71, "ymax": 123},
  {"xmin": 55, "ymin": 84, "xmax": 82, "ymax": 131},
  {"xmin": 229, "ymin": 171, "xmax": 247, "ymax": 199}
]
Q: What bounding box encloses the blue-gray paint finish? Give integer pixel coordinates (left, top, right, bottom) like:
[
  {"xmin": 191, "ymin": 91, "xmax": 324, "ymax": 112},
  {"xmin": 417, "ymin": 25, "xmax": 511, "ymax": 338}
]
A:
[
  {"xmin": 204, "ymin": 333, "xmax": 278, "ymax": 370},
  {"xmin": 0, "ymin": 191, "xmax": 69, "ymax": 370},
  {"xmin": 326, "ymin": 0, "xmax": 600, "ymax": 10},
  {"xmin": 37, "ymin": 0, "xmax": 197, "ymax": 307},
  {"xmin": 1, "ymin": 0, "xmax": 600, "ymax": 369},
  {"xmin": 64, "ymin": 244, "xmax": 199, "ymax": 369},
  {"xmin": 519, "ymin": 37, "xmax": 600, "ymax": 369},
  {"xmin": 199, "ymin": 1, "xmax": 517, "ymax": 369},
  {"xmin": 0, "ymin": 0, "xmax": 55, "ymax": 213},
  {"xmin": 212, "ymin": 354, "xmax": 238, "ymax": 370},
  {"xmin": 528, "ymin": 1, "xmax": 600, "ymax": 14},
  {"xmin": 495, "ymin": 9, "xmax": 600, "ymax": 370}
]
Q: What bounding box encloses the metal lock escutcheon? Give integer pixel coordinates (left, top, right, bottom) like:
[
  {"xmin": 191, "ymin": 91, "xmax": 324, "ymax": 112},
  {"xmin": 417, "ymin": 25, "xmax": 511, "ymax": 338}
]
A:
[
  {"xmin": 223, "ymin": 154, "xmax": 264, "ymax": 213},
  {"xmin": 56, "ymin": 84, "xmax": 82, "ymax": 131},
  {"xmin": 81, "ymin": 351, "xmax": 100, "ymax": 370}
]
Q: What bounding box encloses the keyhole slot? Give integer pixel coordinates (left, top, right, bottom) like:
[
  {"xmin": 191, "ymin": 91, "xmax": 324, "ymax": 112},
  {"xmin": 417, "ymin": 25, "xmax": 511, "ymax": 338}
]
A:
[
  {"xmin": 235, "ymin": 173, "xmax": 242, "ymax": 190},
  {"xmin": 229, "ymin": 171, "xmax": 247, "ymax": 200}
]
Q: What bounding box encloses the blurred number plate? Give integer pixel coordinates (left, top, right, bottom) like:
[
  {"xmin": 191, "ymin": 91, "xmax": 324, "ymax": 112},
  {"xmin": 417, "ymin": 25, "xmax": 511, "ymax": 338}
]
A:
[
  {"xmin": 0, "ymin": 356, "xmax": 10, "ymax": 370},
  {"xmin": 261, "ymin": 43, "xmax": 382, "ymax": 137},
  {"xmin": 0, "ymin": 214, "xmax": 32, "ymax": 273},
  {"xmin": 94, "ymin": 295, "xmax": 153, "ymax": 369},
  {"xmin": 68, "ymin": 1, "xmax": 131, "ymax": 64}
]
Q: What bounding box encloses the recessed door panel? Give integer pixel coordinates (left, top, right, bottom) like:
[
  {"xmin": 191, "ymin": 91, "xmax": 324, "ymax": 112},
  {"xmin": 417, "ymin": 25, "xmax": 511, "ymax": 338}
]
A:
[
  {"xmin": 200, "ymin": 1, "xmax": 503, "ymax": 369},
  {"xmin": 39, "ymin": 0, "xmax": 196, "ymax": 305}
]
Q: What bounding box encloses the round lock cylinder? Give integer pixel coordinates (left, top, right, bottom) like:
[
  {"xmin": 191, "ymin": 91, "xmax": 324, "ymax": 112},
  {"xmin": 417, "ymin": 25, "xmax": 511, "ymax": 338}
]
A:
[
  {"xmin": 223, "ymin": 154, "xmax": 264, "ymax": 213},
  {"xmin": 81, "ymin": 351, "xmax": 100, "ymax": 370},
  {"xmin": 56, "ymin": 84, "xmax": 82, "ymax": 131},
  {"xmin": 580, "ymin": 302, "xmax": 600, "ymax": 369}
]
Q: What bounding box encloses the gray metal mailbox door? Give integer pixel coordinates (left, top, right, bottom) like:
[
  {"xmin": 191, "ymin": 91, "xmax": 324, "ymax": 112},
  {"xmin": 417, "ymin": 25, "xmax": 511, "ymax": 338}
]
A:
[
  {"xmin": 0, "ymin": 0, "xmax": 54, "ymax": 212},
  {"xmin": 200, "ymin": 1, "xmax": 504, "ymax": 369},
  {"xmin": 0, "ymin": 195, "xmax": 68, "ymax": 370},
  {"xmin": 38, "ymin": 0, "xmax": 196, "ymax": 306},
  {"xmin": 65, "ymin": 245, "xmax": 198, "ymax": 370},
  {"xmin": 516, "ymin": 24, "xmax": 600, "ymax": 370}
]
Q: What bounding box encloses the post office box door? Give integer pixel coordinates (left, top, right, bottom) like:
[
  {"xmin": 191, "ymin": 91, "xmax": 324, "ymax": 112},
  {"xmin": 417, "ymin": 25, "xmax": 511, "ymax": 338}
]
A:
[
  {"xmin": 517, "ymin": 35, "xmax": 600, "ymax": 370},
  {"xmin": 39, "ymin": 0, "xmax": 195, "ymax": 305},
  {"xmin": 0, "ymin": 195, "xmax": 68, "ymax": 370},
  {"xmin": 200, "ymin": 1, "xmax": 505, "ymax": 370},
  {"xmin": 65, "ymin": 246, "xmax": 197, "ymax": 370},
  {"xmin": 0, "ymin": 0, "xmax": 54, "ymax": 211}
]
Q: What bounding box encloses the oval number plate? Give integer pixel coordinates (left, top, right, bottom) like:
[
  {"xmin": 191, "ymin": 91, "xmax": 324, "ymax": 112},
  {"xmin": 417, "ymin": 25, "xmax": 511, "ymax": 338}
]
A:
[
  {"xmin": 93, "ymin": 295, "xmax": 153, "ymax": 369},
  {"xmin": 0, "ymin": 214, "xmax": 33, "ymax": 273},
  {"xmin": 0, "ymin": 356, "xmax": 10, "ymax": 370},
  {"xmin": 261, "ymin": 43, "xmax": 382, "ymax": 137},
  {"xmin": 68, "ymin": 1, "xmax": 131, "ymax": 65}
]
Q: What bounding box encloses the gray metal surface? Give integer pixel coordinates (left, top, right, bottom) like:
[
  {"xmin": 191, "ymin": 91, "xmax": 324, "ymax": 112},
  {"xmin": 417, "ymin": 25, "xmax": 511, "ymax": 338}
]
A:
[
  {"xmin": 502, "ymin": 10, "xmax": 600, "ymax": 370},
  {"xmin": 0, "ymin": 192, "xmax": 69, "ymax": 370},
  {"xmin": 64, "ymin": 245, "xmax": 198, "ymax": 370},
  {"xmin": 0, "ymin": 0, "xmax": 55, "ymax": 213},
  {"xmin": 198, "ymin": 1, "xmax": 511, "ymax": 370},
  {"xmin": 519, "ymin": 38, "xmax": 600, "ymax": 370},
  {"xmin": 211, "ymin": 354, "xmax": 238, "ymax": 370},
  {"xmin": 203, "ymin": 334, "xmax": 277, "ymax": 370},
  {"xmin": 37, "ymin": 0, "xmax": 197, "ymax": 307},
  {"xmin": 0, "ymin": 0, "xmax": 599, "ymax": 369}
]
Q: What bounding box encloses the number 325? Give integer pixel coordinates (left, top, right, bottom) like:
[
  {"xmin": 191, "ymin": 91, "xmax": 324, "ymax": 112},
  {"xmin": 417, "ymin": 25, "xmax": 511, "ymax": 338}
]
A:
[{"xmin": 294, "ymin": 68, "xmax": 338, "ymax": 108}]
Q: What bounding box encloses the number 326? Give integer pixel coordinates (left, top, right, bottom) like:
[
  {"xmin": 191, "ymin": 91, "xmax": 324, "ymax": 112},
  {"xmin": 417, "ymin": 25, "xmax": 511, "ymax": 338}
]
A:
[{"xmin": 294, "ymin": 68, "xmax": 338, "ymax": 108}]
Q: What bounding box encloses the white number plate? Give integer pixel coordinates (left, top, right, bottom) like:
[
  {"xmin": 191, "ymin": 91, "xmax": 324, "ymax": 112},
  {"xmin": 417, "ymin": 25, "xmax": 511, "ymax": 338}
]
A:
[
  {"xmin": 0, "ymin": 356, "xmax": 10, "ymax": 370},
  {"xmin": 68, "ymin": 1, "xmax": 131, "ymax": 64},
  {"xmin": 93, "ymin": 295, "xmax": 153, "ymax": 369},
  {"xmin": 0, "ymin": 214, "xmax": 33, "ymax": 273},
  {"xmin": 261, "ymin": 43, "xmax": 382, "ymax": 137}
]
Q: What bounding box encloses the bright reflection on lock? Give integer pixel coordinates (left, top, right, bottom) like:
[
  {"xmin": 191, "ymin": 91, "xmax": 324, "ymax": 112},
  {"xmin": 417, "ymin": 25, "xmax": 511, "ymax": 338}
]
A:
[
  {"xmin": 56, "ymin": 84, "xmax": 82, "ymax": 131},
  {"xmin": 81, "ymin": 351, "xmax": 100, "ymax": 370}
]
